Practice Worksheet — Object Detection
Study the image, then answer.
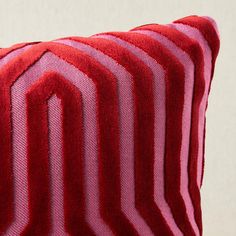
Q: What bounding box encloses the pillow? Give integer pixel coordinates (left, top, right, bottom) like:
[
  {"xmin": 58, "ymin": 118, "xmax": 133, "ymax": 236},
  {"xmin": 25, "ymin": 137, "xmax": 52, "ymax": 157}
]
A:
[{"xmin": 0, "ymin": 15, "xmax": 220, "ymax": 236}]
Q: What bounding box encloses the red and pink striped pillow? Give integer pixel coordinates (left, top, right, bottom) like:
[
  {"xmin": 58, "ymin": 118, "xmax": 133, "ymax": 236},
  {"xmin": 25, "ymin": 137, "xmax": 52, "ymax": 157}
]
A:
[{"xmin": 0, "ymin": 15, "xmax": 220, "ymax": 236}]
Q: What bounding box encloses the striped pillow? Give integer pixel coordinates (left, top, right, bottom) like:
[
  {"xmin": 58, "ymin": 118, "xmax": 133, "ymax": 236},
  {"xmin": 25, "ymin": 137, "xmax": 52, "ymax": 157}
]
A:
[{"xmin": 0, "ymin": 15, "xmax": 220, "ymax": 236}]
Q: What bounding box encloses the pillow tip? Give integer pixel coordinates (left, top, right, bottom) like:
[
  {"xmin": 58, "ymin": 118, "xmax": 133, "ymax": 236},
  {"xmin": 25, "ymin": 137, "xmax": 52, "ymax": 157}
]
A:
[{"xmin": 202, "ymin": 16, "xmax": 220, "ymax": 37}]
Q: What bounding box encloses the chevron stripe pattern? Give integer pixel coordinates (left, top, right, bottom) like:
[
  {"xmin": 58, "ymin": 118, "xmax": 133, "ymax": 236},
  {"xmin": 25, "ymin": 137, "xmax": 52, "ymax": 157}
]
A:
[{"xmin": 0, "ymin": 15, "xmax": 220, "ymax": 236}]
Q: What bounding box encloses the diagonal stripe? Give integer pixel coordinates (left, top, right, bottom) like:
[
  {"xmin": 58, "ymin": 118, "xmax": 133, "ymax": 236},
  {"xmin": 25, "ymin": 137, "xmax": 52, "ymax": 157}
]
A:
[
  {"xmin": 0, "ymin": 45, "xmax": 33, "ymax": 68},
  {"xmin": 0, "ymin": 42, "xmax": 38, "ymax": 59}
]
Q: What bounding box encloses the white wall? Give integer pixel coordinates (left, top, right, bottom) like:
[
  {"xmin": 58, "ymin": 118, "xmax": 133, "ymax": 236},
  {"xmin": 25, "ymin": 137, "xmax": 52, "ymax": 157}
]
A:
[{"xmin": 0, "ymin": 0, "xmax": 235, "ymax": 235}]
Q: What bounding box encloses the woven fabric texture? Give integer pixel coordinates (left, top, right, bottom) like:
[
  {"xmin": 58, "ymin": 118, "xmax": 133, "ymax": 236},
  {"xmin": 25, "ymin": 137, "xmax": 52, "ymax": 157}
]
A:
[{"xmin": 0, "ymin": 15, "xmax": 220, "ymax": 236}]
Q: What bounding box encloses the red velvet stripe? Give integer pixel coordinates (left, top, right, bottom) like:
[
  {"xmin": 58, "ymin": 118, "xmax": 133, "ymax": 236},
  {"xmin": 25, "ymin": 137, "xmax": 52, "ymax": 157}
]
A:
[
  {"xmin": 102, "ymin": 32, "xmax": 195, "ymax": 235},
  {"xmin": 22, "ymin": 72, "xmax": 94, "ymax": 235},
  {"xmin": 59, "ymin": 71, "xmax": 94, "ymax": 236},
  {"xmin": 131, "ymin": 24, "xmax": 205, "ymax": 235},
  {"xmin": 174, "ymin": 16, "xmax": 220, "ymax": 188},
  {"xmin": 0, "ymin": 16, "xmax": 219, "ymax": 235},
  {"xmin": 66, "ymin": 36, "xmax": 158, "ymax": 234},
  {"xmin": 0, "ymin": 42, "xmax": 41, "ymax": 234},
  {"xmin": 0, "ymin": 80, "xmax": 14, "ymax": 233},
  {"xmin": 174, "ymin": 15, "xmax": 220, "ymax": 78},
  {"xmin": 22, "ymin": 74, "xmax": 52, "ymax": 235},
  {"xmin": 53, "ymin": 43, "xmax": 138, "ymax": 235},
  {"xmin": 0, "ymin": 42, "xmax": 137, "ymax": 234}
]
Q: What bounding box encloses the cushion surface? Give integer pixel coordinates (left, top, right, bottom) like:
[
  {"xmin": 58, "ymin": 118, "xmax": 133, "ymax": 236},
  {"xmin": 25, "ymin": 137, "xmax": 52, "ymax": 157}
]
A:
[{"xmin": 0, "ymin": 15, "xmax": 220, "ymax": 236}]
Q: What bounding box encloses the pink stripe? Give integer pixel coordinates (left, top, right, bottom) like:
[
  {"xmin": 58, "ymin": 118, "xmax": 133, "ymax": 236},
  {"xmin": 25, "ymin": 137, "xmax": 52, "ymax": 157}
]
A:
[
  {"xmin": 48, "ymin": 95, "xmax": 67, "ymax": 235},
  {"xmin": 94, "ymin": 34, "xmax": 183, "ymax": 236},
  {"xmin": 6, "ymin": 52, "xmax": 111, "ymax": 235},
  {"xmin": 134, "ymin": 29, "xmax": 199, "ymax": 236},
  {"xmin": 169, "ymin": 23, "xmax": 212, "ymax": 188},
  {"xmin": 5, "ymin": 76, "xmax": 30, "ymax": 236},
  {"xmin": 0, "ymin": 45, "xmax": 32, "ymax": 68},
  {"xmin": 55, "ymin": 39, "xmax": 153, "ymax": 236}
]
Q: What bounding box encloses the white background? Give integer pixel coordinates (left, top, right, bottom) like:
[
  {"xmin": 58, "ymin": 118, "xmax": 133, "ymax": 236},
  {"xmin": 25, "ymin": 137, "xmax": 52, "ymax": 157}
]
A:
[{"xmin": 0, "ymin": 0, "xmax": 235, "ymax": 235}]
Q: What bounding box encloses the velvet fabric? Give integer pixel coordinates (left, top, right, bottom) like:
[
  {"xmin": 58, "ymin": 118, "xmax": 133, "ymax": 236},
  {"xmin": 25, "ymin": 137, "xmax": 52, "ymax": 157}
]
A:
[{"xmin": 0, "ymin": 15, "xmax": 220, "ymax": 236}]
